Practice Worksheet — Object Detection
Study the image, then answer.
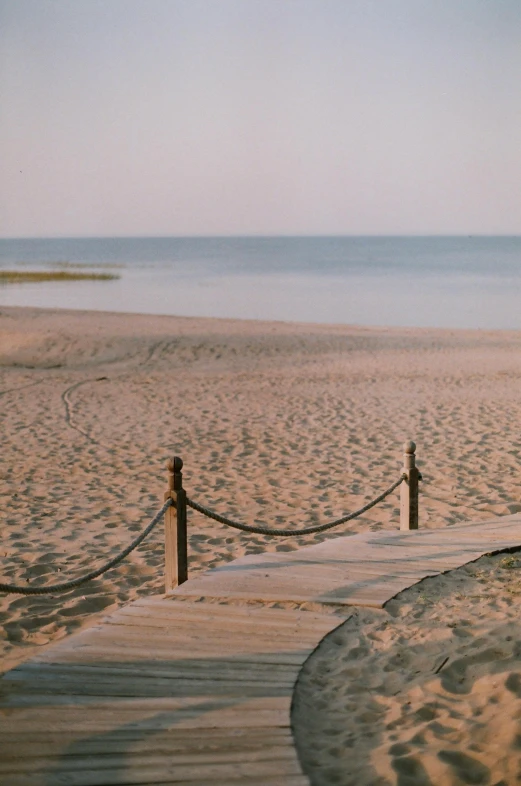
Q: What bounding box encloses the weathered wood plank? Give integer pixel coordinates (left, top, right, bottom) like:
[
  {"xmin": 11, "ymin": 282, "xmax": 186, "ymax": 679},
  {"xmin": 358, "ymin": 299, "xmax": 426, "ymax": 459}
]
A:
[
  {"xmin": 0, "ymin": 729, "xmax": 295, "ymax": 751},
  {"xmin": 0, "ymin": 747, "xmax": 301, "ymax": 771},
  {"xmin": 2, "ymin": 679, "xmax": 296, "ymax": 698},
  {"xmin": 100, "ymin": 613, "xmax": 339, "ymax": 634},
  {"xmin": 2, "ymin": 769, "xmax": 309, "ymax": 786},
  {"xmin": 30, "ymin": 649, "xmax": 312, "ymax": 668},
  {"xmin": 169, "ymin": 585, "xmax": 411, "ymax": 607},
  {"xmin": 0, "ymin": 758, "xmax": 306, "ymax": 786},
  {"xmin": 39, "ymin": 631, "xmax": 329, "ymax": 655}
]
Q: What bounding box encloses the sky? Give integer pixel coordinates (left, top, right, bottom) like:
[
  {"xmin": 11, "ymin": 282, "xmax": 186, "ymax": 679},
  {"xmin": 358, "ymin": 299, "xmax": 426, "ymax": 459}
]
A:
[{"xmin": 0, "ymin": 0, "xmax": 520, "ymax": 238}]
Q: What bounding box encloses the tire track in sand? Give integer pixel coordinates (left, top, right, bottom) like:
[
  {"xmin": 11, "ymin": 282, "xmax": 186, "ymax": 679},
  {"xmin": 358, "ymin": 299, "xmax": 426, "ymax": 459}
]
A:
[{"xmin": 61, "ymin": 378, "xmax": 108, "ymax": 443}]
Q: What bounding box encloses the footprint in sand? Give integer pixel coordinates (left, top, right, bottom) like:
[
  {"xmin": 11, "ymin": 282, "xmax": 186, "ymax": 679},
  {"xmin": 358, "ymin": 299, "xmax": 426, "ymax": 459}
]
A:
[{"xmin": 437, "ymin": 750, "xmax": 491, "ymax": 785}]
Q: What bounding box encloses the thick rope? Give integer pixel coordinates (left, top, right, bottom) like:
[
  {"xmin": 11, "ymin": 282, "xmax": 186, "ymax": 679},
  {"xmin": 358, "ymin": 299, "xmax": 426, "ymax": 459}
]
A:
[
  {"xmin": 186, "ymin": 475, "xmax": 406, "ymax": 536},
  {"xmin": 0, "ymin": 499, "xmax": 173, "ymax": 595}
]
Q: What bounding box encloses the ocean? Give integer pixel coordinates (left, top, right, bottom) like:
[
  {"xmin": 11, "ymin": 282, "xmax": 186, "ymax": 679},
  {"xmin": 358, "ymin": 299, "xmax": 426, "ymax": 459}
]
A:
[{"xmin": 0, "ymin": 235, "xmax": 520, "ymax": 329}]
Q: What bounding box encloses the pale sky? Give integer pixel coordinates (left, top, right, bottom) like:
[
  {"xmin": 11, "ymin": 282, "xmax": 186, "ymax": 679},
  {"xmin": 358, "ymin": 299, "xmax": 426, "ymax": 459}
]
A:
[{"xmin": 1, "ymin": 0, "xmax": 520, "ymax": 238}]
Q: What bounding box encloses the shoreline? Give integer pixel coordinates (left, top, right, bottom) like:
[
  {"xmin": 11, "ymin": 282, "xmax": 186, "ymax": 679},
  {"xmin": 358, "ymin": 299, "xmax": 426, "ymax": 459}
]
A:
[
  {"xmin": 3, "ymin": 235, "xmax": 521, "ymax": 330},
  {"xmin": 4, "ymin": 301, "xmax": 521, "ymax": 333}
]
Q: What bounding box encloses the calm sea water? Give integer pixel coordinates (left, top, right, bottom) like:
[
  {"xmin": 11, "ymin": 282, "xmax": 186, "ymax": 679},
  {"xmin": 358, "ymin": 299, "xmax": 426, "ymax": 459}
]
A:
[{"xmin": 0, "ymin": 236, "xmax": 520, "ymax": 329}]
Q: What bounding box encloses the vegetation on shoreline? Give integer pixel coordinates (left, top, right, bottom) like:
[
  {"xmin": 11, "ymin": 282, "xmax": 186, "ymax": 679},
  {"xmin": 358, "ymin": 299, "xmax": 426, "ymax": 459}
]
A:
[
  {"xmin": 0, "ymin": 271, "xmax": 120, "ymax": 284},
  {"xmin": 51, "ymin": 261, "xmax": 124, "ymax": 270}
]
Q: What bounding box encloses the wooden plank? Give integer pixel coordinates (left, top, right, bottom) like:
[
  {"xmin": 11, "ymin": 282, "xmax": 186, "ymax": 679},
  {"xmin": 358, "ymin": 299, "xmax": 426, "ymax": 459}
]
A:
[
  {"xmin": 135, "ymin": 595, "xmax": 333, "ymax": 612},
  {"xmin": 0, "ymin": 729, "xmax": 295, "ymax": 751},
  {"xmin": 133, "ymin": 598, "xmax": 338, "ymax": 620},
  {"xmin": 0, "ymin": 746, "xmax": 301, "ymax": 771},
  {"xmin": 32, "ymin": 644, "xmax": 314, "ymax": 661},
  {"xmin": 0, "ymin": 701, "xmax": 292, "ymax": 720},
  {"xmin": 98, "ymin": 615, "xmax": 343, "ymax": 638},
  {"xmin": 172, "ymin": 574, "xmax": 413, "ymax": 604},
  {"xmin": 48, "ymin": 600, "xmax": 340, "ymax": 629},
  {"xmin": 2, "ymin": 679, "xmax": 296, "ymax": 698},
  {"xmin": 102, "ymin": 610, "xmax": 339, "ymax": 632},
  {"xmin": 3, "ymin": 672, "xmax": 299, "ymax": 692},
  {"xmin": 4, "ymin": 669, "xmax": 299, "ymax": 689},
  {"xmin": 5, "ymin": 662, "xmax": 301, "ymax": 679},
  {"xmin": 30, "ymin": 649, "xmax": 314, "ymax": 668},
  {"xmin": 46, "ymin": 628, "xmax": 329, "ymax": 652},
  {"xmin": 55, "ymin": 616, "xmax": 334, "ymax": 638},
  {"xmin": 170, "ymin": 588, "xmax": 407, "ymax": 607},
  {"xmin": 2, "ymin": 772, "xmax": 309, "ymax": 786},
  {"xmin": 103, "ymin": 616, "xmax": 341, "ymax": 637},
  {"xmin": 106, "ymin": 603, "xmax": 327, "ymax": 622},
  {"xmin": 24, "ymin": 652, "xmax": 309, "ymax": 669},
  {"xmin": 0, "ymin": 754, "xmax": 302, "ymax": 786}
]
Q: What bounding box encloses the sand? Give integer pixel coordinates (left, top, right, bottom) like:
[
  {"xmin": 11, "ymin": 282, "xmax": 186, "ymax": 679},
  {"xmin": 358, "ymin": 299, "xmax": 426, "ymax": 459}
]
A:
[
  {"xmin": 294, "ymin": 552, "xmax": 521, "ymax": 786},
  {"xmin": 2, "ymin": 305, "xmax": 521, "ymax": 783}
]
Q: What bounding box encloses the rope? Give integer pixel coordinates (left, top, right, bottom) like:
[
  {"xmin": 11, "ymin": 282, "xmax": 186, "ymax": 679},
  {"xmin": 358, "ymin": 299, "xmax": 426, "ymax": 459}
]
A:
[
  {"xmin": 0, "ymin": 499, "xmax": 173, "ymax": 595},
  {"xmin": 186, "ymin": 475, "xmax": 406, "ymax": 536}
]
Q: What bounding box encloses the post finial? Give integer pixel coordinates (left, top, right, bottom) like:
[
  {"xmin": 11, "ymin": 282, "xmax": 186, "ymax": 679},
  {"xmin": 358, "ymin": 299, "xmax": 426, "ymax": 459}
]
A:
[
  {"xmin": 167, "ymin": 457, "xmax": 183, "ymax": 493},
  {"xmin": 167, "ymin": 456, "xmax": 183, "ymax": 473},
  {"xmin": 404, "ymin": 440, "xmax": 416, "ymax": 455}
]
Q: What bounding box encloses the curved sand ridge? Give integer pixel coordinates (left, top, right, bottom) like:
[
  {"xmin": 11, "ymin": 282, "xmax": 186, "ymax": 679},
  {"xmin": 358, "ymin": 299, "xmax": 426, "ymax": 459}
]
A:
[
  {"xmin": 294, "ymin": 551, "xmax": 521, "ymax": 785},
  {"xmin": 1, "ymin": 306, "xmax": 521, "ymax": 677}
]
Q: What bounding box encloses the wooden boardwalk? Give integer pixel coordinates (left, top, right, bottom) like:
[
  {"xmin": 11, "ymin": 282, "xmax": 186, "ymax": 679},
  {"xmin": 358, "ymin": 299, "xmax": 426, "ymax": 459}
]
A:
[
  {"xmin": 171, "ymin": 513, "xmax": 521, "ymax": 607},
  {"xmin": 1, "ymin": 513, "xmax": 521, "ymax": 785}
]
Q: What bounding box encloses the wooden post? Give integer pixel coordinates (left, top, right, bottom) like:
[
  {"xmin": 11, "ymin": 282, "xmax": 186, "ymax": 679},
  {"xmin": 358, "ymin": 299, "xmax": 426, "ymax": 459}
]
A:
[
  {"xmin": 400, "ymin": 440, "xmax": 419, "ymax": 530},
  {"xmin": 164, "ymin": 456, "xmax": 188, "ymax": 592}
]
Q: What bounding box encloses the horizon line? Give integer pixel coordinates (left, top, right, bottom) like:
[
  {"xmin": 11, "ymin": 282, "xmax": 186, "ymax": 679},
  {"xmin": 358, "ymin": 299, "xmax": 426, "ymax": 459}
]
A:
[{"xmin": 1, "ymin": 232, "xmax": 520, "ymax": 242}]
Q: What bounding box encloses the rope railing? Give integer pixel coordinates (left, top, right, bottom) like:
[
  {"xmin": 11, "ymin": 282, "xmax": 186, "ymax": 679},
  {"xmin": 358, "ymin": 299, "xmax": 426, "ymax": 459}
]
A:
[
  {"xmin": 0, "ymin": 499, "xmax": 173, "ymax": 595},
  {"xmin": 186, "ymin": 475, "xmax": 406, "ymax": 537},
  {"xmin": 163, "ymin": 440, "xmax": 421, "ymax": 592},
  {"xmin": 1, "ymin": 441, "xmax": 421, "ymax": 596}
]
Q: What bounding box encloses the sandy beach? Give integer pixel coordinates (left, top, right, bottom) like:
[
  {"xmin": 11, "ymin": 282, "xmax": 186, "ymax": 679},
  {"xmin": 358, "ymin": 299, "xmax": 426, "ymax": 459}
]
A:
[{"xmin": 2, "ymin": 305, "xmax": 521, "ymax": 783}]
